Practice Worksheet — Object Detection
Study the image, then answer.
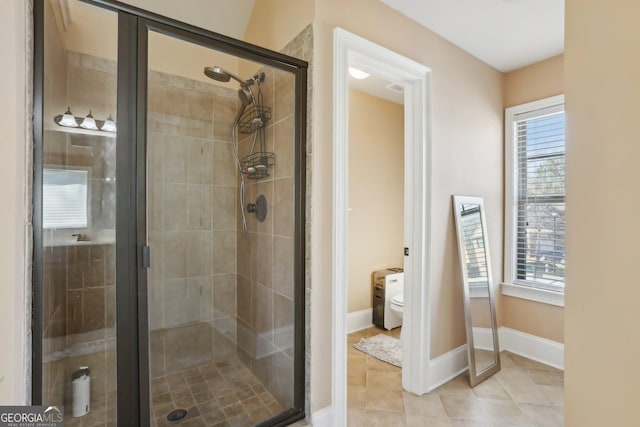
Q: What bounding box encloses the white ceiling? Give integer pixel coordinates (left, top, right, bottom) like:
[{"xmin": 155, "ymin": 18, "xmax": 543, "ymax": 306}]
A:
[
  {"xmin": 379, "ymin": 0, "xmax": 564, "ymax": 72},
  {"xmin": 349, "ymin": 73, "xmax": 404, "ymax": 105}
]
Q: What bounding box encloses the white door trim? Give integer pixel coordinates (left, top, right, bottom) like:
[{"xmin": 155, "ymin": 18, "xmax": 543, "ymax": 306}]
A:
[{"xmin": 332, "ymin": 28, "xmax": 433, "ymax": 426}]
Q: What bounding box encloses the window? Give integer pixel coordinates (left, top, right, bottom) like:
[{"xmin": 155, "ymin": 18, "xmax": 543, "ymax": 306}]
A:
[
  {"xmin": 43, "ymin": 168, "xmax": 90, "ymax": 229},
  {"xmin": 504, "ymin": 95, "xmax": 565, "ymax": 306}
]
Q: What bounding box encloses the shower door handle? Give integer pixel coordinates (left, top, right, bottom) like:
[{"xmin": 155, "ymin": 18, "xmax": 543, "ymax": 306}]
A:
[{"xmin": 141, "ymin": 245, "xmax": 151, "ymax": 269}]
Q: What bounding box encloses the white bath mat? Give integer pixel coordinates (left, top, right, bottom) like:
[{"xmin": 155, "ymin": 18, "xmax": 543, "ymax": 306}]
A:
[{"xmin": 353, "ymin": 334, "xmax": 402, "ymax": 368}]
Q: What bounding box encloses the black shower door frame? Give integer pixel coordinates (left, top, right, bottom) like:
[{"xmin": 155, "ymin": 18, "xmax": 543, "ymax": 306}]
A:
[{"xmin": 32, "ymin": 2, "xmax": 308, "ymax": 426}]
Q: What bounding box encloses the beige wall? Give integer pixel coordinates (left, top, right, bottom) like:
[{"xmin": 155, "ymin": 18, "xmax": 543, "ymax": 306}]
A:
[
  {"xmin": 565, "ymin": 0, "xmax": 640, "ymax": 425},
  {"xmin": 66, "ymin": 0, "xmax": 239, "ymax": 87},
  {"xmin": 312, "ymin": 0, "xmax": 503, "ymax": 410},
  {"xmin": 0, "ymin": 0, "xmax": 29, "ymax": 405},
  {"xmin": 503, "ymin": 55, "xmax": 564, "ymax": 108},
  {"xmin": 501, "ymin": 54, "xmax": 565, "ymax": 343},
  {"xmin": 347, "ymin": 89, "xmax": 404, "ymax": 313},
  {"xmin": 243, "ymin": 0, "xmax": 314, "ymax": 52}
]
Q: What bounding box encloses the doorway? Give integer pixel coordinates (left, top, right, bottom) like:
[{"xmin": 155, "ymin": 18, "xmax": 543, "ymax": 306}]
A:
[
  {"xmin": 32, "ymin": 2, "xmax": 307, "ymax": 426},
  {"xmin": 332, "ymin": 28, "xmax": 433, "ymax": 426}
]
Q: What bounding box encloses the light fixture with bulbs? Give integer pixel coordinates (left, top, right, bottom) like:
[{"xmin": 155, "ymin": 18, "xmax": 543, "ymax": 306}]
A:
[
  {"xmin": 53, "ymin": 108, "xmax": 117, "ymax": 133},
  {"xmin": 348, "ymin": 67, "xmax": 370, "ymax": 80}
]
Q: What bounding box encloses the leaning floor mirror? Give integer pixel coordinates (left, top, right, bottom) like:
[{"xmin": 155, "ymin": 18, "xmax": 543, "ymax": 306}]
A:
[{"xmin": 452, "ymin": 195, "xmax": 501, "ymax": 386}]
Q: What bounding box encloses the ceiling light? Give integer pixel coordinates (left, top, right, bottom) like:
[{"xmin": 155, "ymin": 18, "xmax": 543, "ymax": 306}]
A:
[
  {"xmin": 348, "ymin": 67, "xmax": 370, "ymax": 80},
  {"xmin": 80, "ymin": 111, "xmax": 98, "ymax": 130}
]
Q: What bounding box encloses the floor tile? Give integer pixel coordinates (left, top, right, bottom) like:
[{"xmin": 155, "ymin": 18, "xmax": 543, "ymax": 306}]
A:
[
  {"xmin": 440, "ymin": 394, "xmax": 485, "ymax": 421},
  {"xmin": 348, "ymin": 386, "xmax": 366, "ymax": 408},
  {"xmin": 365, "ymin": 409, "xmax": 406, "ymax": 427},
  {"xmin": 470, "ymin": 377, "xmax": 510, "ymax": 401},
  {"xmin": 367, "ymin": 369, "xmax": 402, "ymax": 391},
  {"xmin": 478, "ymin": 398, "xmax": 528, "ymax": 424},
  {"xmin": 519, "ymin": 403, "xmax": 564, "ymax": 427},
  {"xmin": 347, "ymin": 327, "xmax": 564, "ymax": 427},
  {"xmin": 347, "ymin": 408, "xmax": 367, "ymax": 427},
  {"xmin": 405, "ymin": 414, "xmax": 450, "ymax": 427},
  {"xmin": 366, "ymin": 388, "xmax": 405, "ymax": 412},
  {"xmin": 402, "ymin": 391, "xmax": 447, "ymax": 417}
]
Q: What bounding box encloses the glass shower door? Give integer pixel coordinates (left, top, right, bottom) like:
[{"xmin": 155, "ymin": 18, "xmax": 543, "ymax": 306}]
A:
[
  {"xmin": 144, "ymin": 27, "xmax": 300, "ymax": 427},
  {"xmin": 37, "ymin": 1, "xmax": 119, "ymax": 425}
]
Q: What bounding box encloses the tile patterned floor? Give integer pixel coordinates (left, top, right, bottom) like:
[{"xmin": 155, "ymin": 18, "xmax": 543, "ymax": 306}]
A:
[
  {"xmin": 348, "ymin": 327, "xmax": 564, "ymax": 427},
  {"xmin": 150, "ymin": 357, "xmax": 283, "ymax": 427}
]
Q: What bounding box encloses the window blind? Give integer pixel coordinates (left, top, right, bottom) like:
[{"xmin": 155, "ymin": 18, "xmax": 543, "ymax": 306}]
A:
[
  {"xmin": 514, "ymin": 106, "xmax": 565, "ymax": 290},
  {"xmin": 43, "ymin": 169, "xmax": 89, "ymax": 229}
]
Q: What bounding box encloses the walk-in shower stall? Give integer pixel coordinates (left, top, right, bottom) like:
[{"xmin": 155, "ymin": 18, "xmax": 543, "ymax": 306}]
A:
[{"xmin": 32, "ymin": 1, "xmax": 307, "ymax": 426}]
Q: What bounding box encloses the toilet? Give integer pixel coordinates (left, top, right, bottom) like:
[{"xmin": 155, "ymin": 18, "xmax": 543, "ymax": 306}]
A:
[
  {"xmin": 390, "ymin": 293, "xmax": 405, "ymax": 342},
  {"xmin": 390, "ymin": 294, "xmax": 404, "ymax": 319}
]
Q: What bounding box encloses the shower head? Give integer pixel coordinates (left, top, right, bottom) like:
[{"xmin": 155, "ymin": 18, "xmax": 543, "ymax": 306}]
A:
[
  {"xmin": 204, "ymin": 66, "xmax": 253, "ymax": 87},
  {"xmin": 204, "ymin": 66, "xmax": 230, "ymax": 82}
]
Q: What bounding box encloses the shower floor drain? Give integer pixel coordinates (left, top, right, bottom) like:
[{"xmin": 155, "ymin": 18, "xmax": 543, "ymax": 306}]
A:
[{"xmin": 167, "ymin": 408, "xmax": 188, "ymax": 422}]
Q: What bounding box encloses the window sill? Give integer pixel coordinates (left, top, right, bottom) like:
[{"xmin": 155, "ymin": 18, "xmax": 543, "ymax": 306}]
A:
[{"xmin": 501, "ymin": 282, "xmax": 564, "ymax": 307}]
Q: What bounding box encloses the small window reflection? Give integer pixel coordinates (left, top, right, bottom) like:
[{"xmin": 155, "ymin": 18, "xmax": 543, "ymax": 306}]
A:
[{"xmin": 43, "ymin": 168, "xmax": 90, "ymax": 229}]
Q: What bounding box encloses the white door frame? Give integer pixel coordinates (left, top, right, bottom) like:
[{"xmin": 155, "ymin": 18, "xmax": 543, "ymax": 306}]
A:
[{"xmin": 332, "ymin": 28, "xmax": 433, "ymax": 426}]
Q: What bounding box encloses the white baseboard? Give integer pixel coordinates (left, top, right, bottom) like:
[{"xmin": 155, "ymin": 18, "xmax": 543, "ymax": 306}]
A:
[
  {"xmin": 499, "ymin": 327, "xmax": 564, "ymax": 370},
  {"xmin": 311, "ymin": 405, "xmax": 333, "ymax": 427},
  {"xmin": 427, "ymin": 344, "xmax": 468, "ymax": 391},
  {"xmin": 347, "ymin": 308, "xmax": 373, "ymax": 333},
  {"xmin": 427, "ymin": 327, "xmax": 564, "ymax": 390}
]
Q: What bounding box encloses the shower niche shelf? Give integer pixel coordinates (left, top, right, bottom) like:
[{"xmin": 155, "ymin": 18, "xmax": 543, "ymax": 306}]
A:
[{"xmin": 241, "ymin": 151, "xmax": 275, "ymax": 180}]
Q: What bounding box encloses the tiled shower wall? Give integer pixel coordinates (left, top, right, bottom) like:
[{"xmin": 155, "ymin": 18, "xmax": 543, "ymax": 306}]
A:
[
  {"xmin": 235, "ymin": 26, "xmax": 313, "ymax": 408},
  {"xmin": 146, "ymin": 70, "xmax": 240, "ymax": 378}
]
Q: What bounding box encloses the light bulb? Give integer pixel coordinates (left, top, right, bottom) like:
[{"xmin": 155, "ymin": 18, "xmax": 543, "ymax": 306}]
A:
[
  {"xmin": 80, "ymin": 111, "xmax": 98, "ymax": 130},
  {"xmin": 58, "ymin": 107, "xmax": 78, "ymax": 127},
  {"xmin": 101, "ymin": 114, "xmax": 117, "ymax": 133},
  {"xmin": 348, "ymin": 67, "xmax": 370, "ymax": 80}
]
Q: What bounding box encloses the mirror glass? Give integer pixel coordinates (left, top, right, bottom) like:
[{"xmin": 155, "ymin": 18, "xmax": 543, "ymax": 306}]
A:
[{"xmin": 452, "ymin": 195, "xmax": 500, "ymax": 386}]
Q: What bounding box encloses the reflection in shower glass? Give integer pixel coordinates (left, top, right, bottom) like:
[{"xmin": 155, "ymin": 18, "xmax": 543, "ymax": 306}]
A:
[
  {"xmin": 146, "ymin": 31, "xmax": 296, "ymax": 426},
  {"xmin": 40, "ymin": 1, "xmax": 118, "ymax": 425}
]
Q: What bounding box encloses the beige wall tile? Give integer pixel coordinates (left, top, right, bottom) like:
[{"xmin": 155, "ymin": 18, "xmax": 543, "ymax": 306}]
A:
[
  {"xmin": 237, "ymin": 274, "xmax": 253, "ymax": 325},
  {"xmin": 163, "ymin": 184, "xmax": 188, "ymax": 231},
  {"xmin": 253, "ymin": 283, "xmax": 274, "ymax": 337},
  {"xmin": 273, "ymin": 116, "xmax": 294, "ymax": 179},
  {"xmin": 213, "ymin": 142, "xmax": 237, "ymax": 187},
  {"xmin": 164, "ymin": 139, "xmax": 188, "ymax": 184},
  {"xmin": 163, "ymin": 232, "xmax": 188, "ymax": 279},
  {"xmin": 212, "ymin": 97, "xmax": 237, "ymax": 141},
  {"xmin": 212, "ymin": 273, "xmax": 237, "ymax": 319},
  {"xmin": 212, "ymin": 231, "xmax": 237, "ymax": 274},
  {"xmin": 273, "ymin": 178, "xmax": 293, "ymax": 237},
  {"xmin": 254, "ymin": 234, "xmax": 273, "ymax": 288},
  {"xmin": 187, "ymin": 184, "xmax": 212, "ymax": 231},
  {"xmin": 273, "ymin": 293, "xmax": 293, "ymax": 356},
  {"xmin": 212, "ymin": 187, "xmax": 237, "ymax": 231},
  {"xmin": 273, "ymin": 70, "xmax": 294, "ymax": 124},
  {"xmin": 236, "ymin": 232, "xmax": 251, "ymax": 278}
]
